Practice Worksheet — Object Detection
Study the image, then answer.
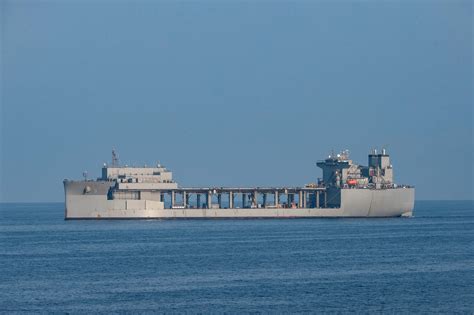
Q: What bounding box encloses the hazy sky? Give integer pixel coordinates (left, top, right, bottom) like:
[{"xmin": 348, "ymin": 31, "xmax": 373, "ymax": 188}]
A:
[{"xmin": 1, "ymin": 0, "xmax": 472, "ymax": 202}]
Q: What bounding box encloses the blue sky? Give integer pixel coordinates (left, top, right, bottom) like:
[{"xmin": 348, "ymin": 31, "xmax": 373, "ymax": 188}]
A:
[{"xmin": 1, "ymin": 0, "xmax": 472, "ymax": 202}]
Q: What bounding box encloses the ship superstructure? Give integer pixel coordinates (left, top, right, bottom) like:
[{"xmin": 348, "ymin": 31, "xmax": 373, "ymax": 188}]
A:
[{"xmin": 63, "ymin": 149, "xmax": 415, "ymax": 219}]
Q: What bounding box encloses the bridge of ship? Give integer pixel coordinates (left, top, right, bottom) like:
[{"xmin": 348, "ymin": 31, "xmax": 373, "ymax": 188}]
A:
[{"xmin": 129, "ymin": 187, "xmax": 328, "ymax": 209}]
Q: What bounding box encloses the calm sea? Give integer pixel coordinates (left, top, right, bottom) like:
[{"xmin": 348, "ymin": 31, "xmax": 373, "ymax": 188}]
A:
[{"xmin": 1, "ymin": 201, "xmax": 473, "ymax": 313}]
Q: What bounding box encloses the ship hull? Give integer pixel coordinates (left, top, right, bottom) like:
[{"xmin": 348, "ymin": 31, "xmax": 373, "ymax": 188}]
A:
[{"xmin": 64, "ymin": 181, "xmax": 414, "ymax": 219}]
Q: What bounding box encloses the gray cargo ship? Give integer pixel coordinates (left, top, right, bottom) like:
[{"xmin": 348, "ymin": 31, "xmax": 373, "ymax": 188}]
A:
[{"xmin": 63, "ymin": 149, "xmax": 414, "ymax": 219}]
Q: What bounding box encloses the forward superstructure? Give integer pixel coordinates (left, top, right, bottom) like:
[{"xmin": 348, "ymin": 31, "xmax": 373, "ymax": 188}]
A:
[{"xmin": 63, "ymin": 149, "xmax": 415, "ymax": 219}]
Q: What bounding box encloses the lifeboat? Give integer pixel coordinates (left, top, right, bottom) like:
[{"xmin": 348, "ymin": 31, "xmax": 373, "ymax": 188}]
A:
[{"xmin": 347, "ymin": 179, "xmax": 357, "ymax": 186}]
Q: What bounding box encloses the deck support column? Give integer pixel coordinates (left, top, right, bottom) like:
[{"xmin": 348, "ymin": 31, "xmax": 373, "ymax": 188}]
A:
[
  {"xmin": 275, "ymin": 191, "xmax": 279, "ymax": 207},
  {"xmin": 207, "ymin": 191, "xmax": 212, "ymax": 209},
  {"xmin": 171, "ymin": 190, "xmax": 175, "ymax": 208},
  {"xmin": 183, "ymin": 191, "xmax": 187, "ymax": 208},
  {"xmin": 197, "ymin": 194, "xmax": 201, "ymax": 208},
  {"xmin": 316, "ymin": 191, "xmax": 320, "ymax": 208},
  {"xmin": 229, "ymin": 191, "xmax": 233, "ymax": 209}
]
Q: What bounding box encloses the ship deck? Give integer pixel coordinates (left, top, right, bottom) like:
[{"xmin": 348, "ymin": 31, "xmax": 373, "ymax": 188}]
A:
[{"xmin": 144, "ymin": 187, "xmax": 328, "ymax": 209}]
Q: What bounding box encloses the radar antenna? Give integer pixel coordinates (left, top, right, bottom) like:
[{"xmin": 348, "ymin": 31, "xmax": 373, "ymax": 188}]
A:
[{"xmin": 112, "ymin": 149, "xmax": 119, "ymax": 167}]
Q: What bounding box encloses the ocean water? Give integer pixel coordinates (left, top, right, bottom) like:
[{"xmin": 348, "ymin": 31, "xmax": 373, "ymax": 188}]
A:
[{"xmin": 0, "ymin": 201, "xmax": 473, "ymax": 313}]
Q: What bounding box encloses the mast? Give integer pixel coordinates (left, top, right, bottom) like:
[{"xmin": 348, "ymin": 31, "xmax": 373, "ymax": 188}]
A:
[{"xmin": 112, "ymin": 149, "xmax": 119, "ymax": 167}]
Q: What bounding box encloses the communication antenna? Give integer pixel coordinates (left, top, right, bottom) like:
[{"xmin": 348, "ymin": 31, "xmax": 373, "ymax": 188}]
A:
[{"xmin": 112, "ymin": 149, "xmax": 119, "ymax": 167}]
